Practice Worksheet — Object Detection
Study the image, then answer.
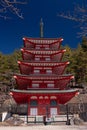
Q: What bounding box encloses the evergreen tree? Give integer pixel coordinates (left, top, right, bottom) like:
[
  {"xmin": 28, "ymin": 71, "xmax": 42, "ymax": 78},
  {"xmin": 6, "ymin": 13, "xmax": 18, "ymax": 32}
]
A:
[{"xmin": 0, "ymin": 49, "xmax": 21, "ymax": 92}]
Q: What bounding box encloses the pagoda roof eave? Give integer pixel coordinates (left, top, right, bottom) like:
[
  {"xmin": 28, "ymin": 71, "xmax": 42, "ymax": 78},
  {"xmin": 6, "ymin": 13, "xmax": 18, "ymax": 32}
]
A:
[
  {"xmin": 23, "ymin": 37, "xmax": 63, "ymax": 45},
  {"xmin": 10, "ymin": 89, "xmax": 79, "ymax": 104},
  {"xmin": 14, "ymin": 74, "xmax": 74, "ymax": 80},
  {"xmin": 11, "ymin": 89, "xmax": 78, "ymax": 94},
  {"xmin": 18, "ymin": 60, "xmax": 69, "ymax": 66},
  {"xmin": 23, "ymin": 37, "xmax": 63, "ymax": 40},
  {"xmin": 21, "ymin": 48, "xmax": 66, "ymax": 55},
  {"xmin": 19, "ymin": 60, "xmax": 68, "ymax": 63}
]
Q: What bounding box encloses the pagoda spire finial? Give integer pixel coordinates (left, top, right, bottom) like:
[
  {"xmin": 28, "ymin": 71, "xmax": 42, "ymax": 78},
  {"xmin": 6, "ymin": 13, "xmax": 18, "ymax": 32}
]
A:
[{"xmin": 40, "ymin": 18, "xmax": 44, "ymax": 38}]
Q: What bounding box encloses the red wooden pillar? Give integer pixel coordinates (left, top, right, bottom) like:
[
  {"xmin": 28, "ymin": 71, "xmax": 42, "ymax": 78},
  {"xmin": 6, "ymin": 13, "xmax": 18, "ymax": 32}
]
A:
[
  {"xmin": 27, "ymin": 97, "xmax": 30, "ymax": 115},
  {"xmin": 56, "ymin": 96, "xmax": 59, "ymax": 115}
]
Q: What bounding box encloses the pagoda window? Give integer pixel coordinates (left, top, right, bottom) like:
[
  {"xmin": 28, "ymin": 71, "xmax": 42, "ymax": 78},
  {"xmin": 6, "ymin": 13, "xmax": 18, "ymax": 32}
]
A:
[
  {"xmin": 36, "ymin": 46, "xmax": 40, "ymax": 49},
  {"xmin": 50, "ymin": 96, "xmax": 57, "ymax": 99},
  {"xmin": 35, "ymin": 57, "xmax": 40, "ymax": 61},
  {"xmin": 30, "ymin": 100, "xmax": 38, "ymax": 106},
  {"xmin": 46, "ymin": 70, "xmax": 52, "ymax": 74},
  {"xmin": 50, "ymin": 100, "xmax": 57, "ymax": 106},
  {"xmin": 45, "ymin": 47, "xmax": 49, "ymax": 50},
  {"xmin": 45, "ymin": 57, "xmax": 50, "ymax": 61},
  {"xmin": 47, "ymin": 83, "xmax": 54, "ymax": 88},
  {"xmin": 34, "ymin": 69, "xmax": 40, "ymax": 74},
  {"xmin": 32, "ymin": 84, "xmax": 39, "ymax": 88},
  {"xmin": 30, "ymin": 96, "xmax": 37, "ymax": 99}
]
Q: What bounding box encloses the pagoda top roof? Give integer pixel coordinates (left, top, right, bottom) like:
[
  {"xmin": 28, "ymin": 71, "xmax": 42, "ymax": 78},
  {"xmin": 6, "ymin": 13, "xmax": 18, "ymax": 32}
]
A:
[{"xmin": 23, "ymin": 37, "xmax": 63, "ymax": 45}]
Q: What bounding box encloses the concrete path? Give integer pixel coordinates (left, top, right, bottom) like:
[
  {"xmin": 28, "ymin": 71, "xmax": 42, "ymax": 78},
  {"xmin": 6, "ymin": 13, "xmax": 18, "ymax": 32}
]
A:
[{"xmin": 0, "ymin": 125, "xmax": 87, "ymax": 130}]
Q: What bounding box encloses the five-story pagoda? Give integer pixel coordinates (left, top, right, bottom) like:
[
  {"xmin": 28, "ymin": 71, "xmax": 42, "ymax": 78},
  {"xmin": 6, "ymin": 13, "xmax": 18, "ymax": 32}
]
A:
[{"xmin": 10, "ymin": 20, "xmax": 79, "ymax": 122}]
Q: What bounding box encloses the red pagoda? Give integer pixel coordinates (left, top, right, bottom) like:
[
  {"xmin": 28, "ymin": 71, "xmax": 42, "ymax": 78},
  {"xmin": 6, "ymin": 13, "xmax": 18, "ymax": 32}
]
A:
[{"xmin": 10, "ymin": 20, "xmax": 79, "ymax": 124}]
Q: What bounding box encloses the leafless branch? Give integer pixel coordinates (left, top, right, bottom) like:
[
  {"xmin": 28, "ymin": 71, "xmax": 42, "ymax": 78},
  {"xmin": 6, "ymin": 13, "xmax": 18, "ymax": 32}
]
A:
[
  {"xmin": 58, "ymin": 2, "xmax": 87, "ymax": 37},
  {"xmin": 0, "ymin": 0, "xmax": 27, "ymax": 19}
]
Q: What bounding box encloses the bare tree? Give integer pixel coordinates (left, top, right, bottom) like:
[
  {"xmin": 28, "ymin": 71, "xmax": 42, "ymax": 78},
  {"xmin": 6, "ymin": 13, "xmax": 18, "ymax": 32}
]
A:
[
  {"xmin": 58, "ymin": 2, "xmax": 87, "ymax": 37},
  {"xmin": 0, "ymin": 0, "xmax": 27, "ymax": 19}
]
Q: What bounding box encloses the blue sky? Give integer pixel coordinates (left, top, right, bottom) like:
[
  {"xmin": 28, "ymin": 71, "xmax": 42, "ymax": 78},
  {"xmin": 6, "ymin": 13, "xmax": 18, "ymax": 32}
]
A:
[{"xmin": 0, "ymin": 0, "xmax": 83, "ymax": 54}]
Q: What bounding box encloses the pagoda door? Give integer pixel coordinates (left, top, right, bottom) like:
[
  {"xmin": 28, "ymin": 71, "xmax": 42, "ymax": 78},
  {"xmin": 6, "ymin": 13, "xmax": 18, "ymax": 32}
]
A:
[
  {"xmin": 30, "ymin": 100, "xmax": 38, "ymax": 116},
  {"xmin": 50, "ymin": 108, "xmax": 57, "ymax": 116},
  {"xmin": 30, "ymin": 108, "xmax": 37, "ymax": 116},
  {"xmin": 50, "ymin": 100, "xmax": 58, "ymax": 116}
]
